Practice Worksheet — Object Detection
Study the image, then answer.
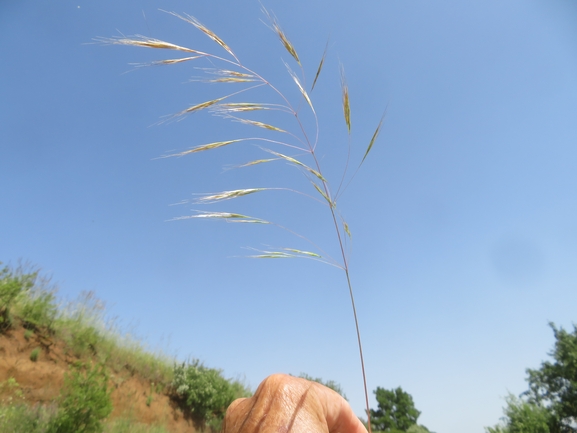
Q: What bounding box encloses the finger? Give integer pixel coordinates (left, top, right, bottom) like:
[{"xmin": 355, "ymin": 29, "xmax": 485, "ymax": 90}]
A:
[{"xmin": 317, "ymin": 386, "xmax": 368, "ymax": 433}]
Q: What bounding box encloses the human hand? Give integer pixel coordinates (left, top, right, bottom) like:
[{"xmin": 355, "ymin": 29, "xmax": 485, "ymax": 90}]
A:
[{"xmin": 223, "ymin": 373, "xmax": 368, "ymax": 433}]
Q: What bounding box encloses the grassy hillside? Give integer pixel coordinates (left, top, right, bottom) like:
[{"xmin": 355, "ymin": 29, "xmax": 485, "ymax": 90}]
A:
[{"xmin": 0, "ymin": 262, "xmax": 251, "ymax": 433}]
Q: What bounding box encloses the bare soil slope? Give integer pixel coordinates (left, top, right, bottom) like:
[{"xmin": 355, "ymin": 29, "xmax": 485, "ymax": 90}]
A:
[{"xmin": 0, "ymin": 326, "xmax": 194, "ymax": 433}]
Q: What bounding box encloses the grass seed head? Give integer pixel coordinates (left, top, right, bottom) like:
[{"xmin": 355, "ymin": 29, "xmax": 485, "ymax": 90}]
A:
[
  {"xmin": 196, "ymin": 188, "xmax": 267, "ymax": 203},
  {"xmin": 98, "ymin": 36, "xmax": 198, "ymax": 53},
  {"xmin": 161, "ymin": 139, "xmax": 242, "ymax": 158},
  {"xmin": 311, "ymin": 40, "xmax": 329, "ymax": 92},
  {"xmin": 341, "ymin": 66, "xmax": 351, "ymax": 134},
  {"xmin": 163, "ymin": 11, "xmax": 239, "ymax": 61}
]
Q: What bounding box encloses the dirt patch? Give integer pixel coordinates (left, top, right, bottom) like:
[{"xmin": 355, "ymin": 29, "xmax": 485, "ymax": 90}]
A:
[{"xmin": 0, "ymin": 327, "xmax": 194, "ymax": 432}]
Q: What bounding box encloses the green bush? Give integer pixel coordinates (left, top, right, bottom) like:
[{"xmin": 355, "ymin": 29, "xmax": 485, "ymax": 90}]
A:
[
  {"xmin": 19, "ymin": 287, "xmax": 57, "ymax": 331},
  {"xmin": 172, "ymin": 360, "xmax": 250, "ymax": 421},
  {"xmin": 30, "ymin": 348, "xmax": 40, "ymax": 362},
  {"xmin": 0, "ymin": 403, "xmax": 58, "ymax": 433},
  {"xmin": 297, "ymin": 373, "xmax": 348, "ymax": 400},
  {"xmin": 0, "ymin": 264, "xmax": 35, "ymax": 330},
  {"xmin": 47, "ymin": 362, "xmax": 113, "ymax": 433}
]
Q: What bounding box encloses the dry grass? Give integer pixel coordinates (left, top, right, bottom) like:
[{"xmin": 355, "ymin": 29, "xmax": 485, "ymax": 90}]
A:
[{"xmin": 103, "ymin": 8, "xmax": 386, "ymax": 432}]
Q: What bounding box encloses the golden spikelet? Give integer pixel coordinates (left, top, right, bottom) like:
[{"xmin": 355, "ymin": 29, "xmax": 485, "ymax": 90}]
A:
[
  {"xmin": 162, "ymin": 11, "xmax": 239, "ymax": 61},
  {"xmin": 264, "ymin": 149, "xmax": 326, "ymax": 182},
  {"xmin": 99, "ymin": 36, "xmax": 198, "ymax": 53},
  {"xmin": 176, "ymin": 97, "xmax": 226, "ymax": 116},
  {"xmin": 236, "ymin": 119, "xmax": 286, "ymax": 132},
  {"xmin": 160, "ymin": 139, "xmax": 242, "ymax": 158},
  {"xmin": 171, "ymin": 212, "xmax": 269, "ymax": 224},
  {"xmin": 263, "ymin": 9, "xmax": 301, "ymax": 65},
  {"xmin": 196, "ymin": 188, "xmax": 267, "ymax": 203}
]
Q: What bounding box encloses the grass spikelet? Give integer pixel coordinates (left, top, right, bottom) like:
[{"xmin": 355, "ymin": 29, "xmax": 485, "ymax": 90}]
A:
[
  {"xmin": 196, "ymin": 188, "xmax": 267, "ymax": 203},
  {"xmin": 236, "ymin": 119, "xmax": 286, "ymax": 132},
  {"xmin": 311, "ymin": 40, "xmax": 329, "ymax": 92},
  {"xmin": 171, "ymin": 211, "xmax": 269, "ymax": 224},
  {"xmin": 133, "ymin": 56, "xmax": 202, "ymax": 67},
  {"xmin": 215, "ymin": 103, "xmax": 271, "ymax": 113},
  {"xmin": 207, "ymin": 77, "xmax": 257, "ymax": 83},
  {"xmin": 263, "ymin": 9, "xmax": 301, "ymax": 65},
  {"xmin": 283, "ymin": 248, "xmax": 322, "ymax": 258},
  {"xmin": 286, "ymin": 65, "xmax": 315, "ymax": 112},
  {"xmin": 264, "ymin": 149, "xmax": 326, "ymax": 182},
  {"xmin": 99, "ymin": 36, "xmax": 198, "ymax": 53},
  {"xmin": 250, "ymin": 251, "xmax": 293, "ymax": 259},
  {"xmin": 343, "ymin": 221, "xmax": 352, "ymax": 238},
  {"xmin": 176, "ymin": 97, "xmax": 226, "ymax": 116},
  {"xmin": 160, "ymin": 139, "xmax": 242, "ymax": 158},
  {"xmin": 361, "ymin": 111, "xmax": 386, "ymax": 164},
  {"xmin": 341, "ymin": 66, "xmax": 351, "ymax": 134},
  {"xmin": 313, "ymin": 182, "xmax": 333, "ymax": 207},
  {"xmin": 209, "ymin": 69, "xmax": 254, "ymax": 78},
  {"xmin": 237, "ymin": 158, "xmax": 277, "ymax": 167},
  {"xmin": 162, "ymin": 11, "xmax": 239, "ymax": 61}
]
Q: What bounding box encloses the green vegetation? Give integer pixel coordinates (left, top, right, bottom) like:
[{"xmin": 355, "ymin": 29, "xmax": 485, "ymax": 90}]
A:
[
  {"xmin": 297, "ymin": 373, "xmax": 348, "ymax": 400},
  {"xmin": 0, "ymin": 263, "xmax": 253, "ymax": 432},
  {"xmin": 487, "ymin": 323, "xmax": 577, "ymax": 433},
  {"xmin": 47, "ymin": 362, "xmax": 113, "ymax": 433},
  {"xmin": 29, "ymin": 347, "xmax": 40, "ymax": 362},
  {"xmin": 369, "ymin": 386, "xmax": 431, "ymax": 433},
  {"xmin": 172, "ymin": 360, "xmax": 251, "ymax": 422}
]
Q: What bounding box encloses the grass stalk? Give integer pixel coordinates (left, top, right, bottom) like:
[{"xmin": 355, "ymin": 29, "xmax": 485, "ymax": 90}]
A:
[{"xmin": 103, "ymin": 9, "xmax": 385, "ymax": 432}]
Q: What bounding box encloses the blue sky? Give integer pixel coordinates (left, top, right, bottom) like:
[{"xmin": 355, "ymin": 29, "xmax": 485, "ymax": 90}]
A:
[{"xmin": 2, "ymin": 1, "xmax": 577, "ymax": 432}]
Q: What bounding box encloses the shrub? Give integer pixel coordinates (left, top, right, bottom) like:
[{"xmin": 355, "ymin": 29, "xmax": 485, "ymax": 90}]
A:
[
  {"xmin": 0, "ymin": 264, "xmax": 35, "ymax": 330},
  {"xmin": 30, "ymin": 348, "xmax": 40, "ymax": 362},
  {"xmin": 0, "ymin": 403, "xmax": 58, "ymax": 433},
  {"xmin": 47, "ymin": 362, "xmax": 113, "ymax": 433},
  {"xmin": 297, "ymin": 373, "xmax": 348, "ymax": 400},
  {"xmin": 172, "ymin": 360, "xmax": 250, "ymax": 421},
  {"xmin": 19, "ymin": 287, "xmax": 57, "ymax": 331}
]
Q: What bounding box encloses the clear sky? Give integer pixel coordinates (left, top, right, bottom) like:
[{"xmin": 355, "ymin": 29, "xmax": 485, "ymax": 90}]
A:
[{"xmin": 2, "ymin": 1, "xmax": 577, "ymax": 432}]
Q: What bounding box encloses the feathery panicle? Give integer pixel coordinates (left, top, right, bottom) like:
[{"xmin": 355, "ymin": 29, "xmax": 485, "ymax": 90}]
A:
[
  {"xmin": 170, "ymin": 211, "xmax": 269, "ymax": 224},
  {"xmin": 162, "ymin": 11, "xmax": 239, "ymax": 61},
  {"xmin": 311, "ymin": 39, "xmax": 329, "ymax": 92},
  {"xmin": 340, "ymin": 66, "xmax": 351, "ymax": 134},
  {"xmin": 196, "ymin": 188, "xmax": 267, "ymax": 203},
  {"xmin": 98, "ymin": 36, "xmax": 198, "ymax": 53},
  {"xmin": 160, "ymin": 139, "xmax": 242, "ymax": 158},
  {"xmin": 361, "ymin": 110, "xmax": 387, "ymax": 164},
  {"xmin": 286, "ymin": 64, "xmax": 315, "ymax": 112},
  {"xmin": 235, "ymin": 118, "xmax": 286, "ymax": 132},
  {"xmin": 313, "ymin": 182, "xmax": 333, "ymax": 207},
  {"xmin": 264, "ymin": 149, "xmax": 326, "ymax": 182}
]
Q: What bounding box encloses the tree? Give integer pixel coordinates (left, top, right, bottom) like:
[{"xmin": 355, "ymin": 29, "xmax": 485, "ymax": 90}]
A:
[
  {"xmin": 487, "ymin": 323, "xmax": 577, "ymax": 433},
  {"xmin": 370, "ymin": 386, "xmax": 422, "ymax": 432},
  {"xmin": 486, "ymin": 394, "xmax": 552, "ymax": 433},
  {"xmin": 525, "ymin": 323, "xmax": 577, "ymax": 433}
]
